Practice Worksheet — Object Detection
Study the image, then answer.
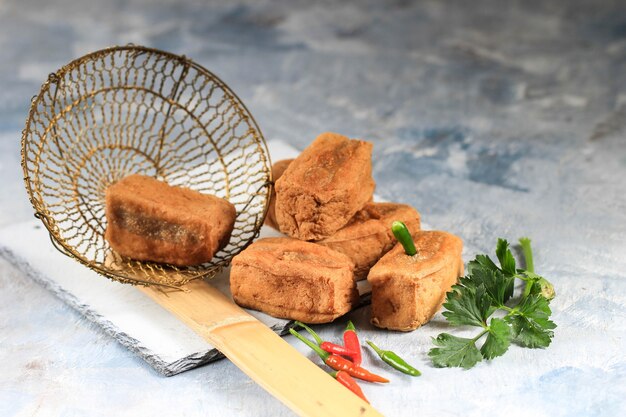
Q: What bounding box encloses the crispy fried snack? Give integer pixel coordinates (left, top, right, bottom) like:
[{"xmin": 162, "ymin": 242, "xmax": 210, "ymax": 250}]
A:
[
  {"xmin": 368, "ymin": 231, "xmax": 463, "ymax": 331},
  {"xmin": 264, "ymin": 159, "xmax": 294, "ymax": 230},
  {"xmin": 274, "ymin": 132, "xmax": 375, "ymax": 240},
  {"xmin": 105, "ymin": 174, "xmax": 236, "ymax": 266},
  {"xmin": 316, "ymin": 202, "xmax": 421, "ymax": 281},
  {"xmin": 230, "ymin": 237, "xmax": 358, "ymax": 323}
]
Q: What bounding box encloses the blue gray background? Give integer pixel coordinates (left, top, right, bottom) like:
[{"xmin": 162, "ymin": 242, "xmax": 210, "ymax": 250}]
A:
[{"xmin": 1, "ymin": 1, "xmax": 625, "ymax": 416}]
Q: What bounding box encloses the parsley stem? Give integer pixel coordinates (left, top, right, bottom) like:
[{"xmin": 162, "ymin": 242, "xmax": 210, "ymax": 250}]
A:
[
  {"xmin": 392, "ymin": 221, "xmax": 417, "ymax": 256},
  {"xmin": 472, "ymin": 329, "xmax": 489, "ymax": 343},
  {"xmin": 499, "ymin": 305, "xmax": 515, "ymax": 313},
  {"xmin": 519, "ymin": 237, "xmax": 534, "ymax": 273},
  {"xmin": 514, "ymin": 273, "xmax": 530, "ymax": 281},
  {"xmin": 519, "ymin": 237, "xmax": 535, "ymax": 298}
]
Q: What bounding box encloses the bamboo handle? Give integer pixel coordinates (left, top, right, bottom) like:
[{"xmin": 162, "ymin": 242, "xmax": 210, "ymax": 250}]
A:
[{"xmin": 139, "ymin": 280, "xmax": 384, "ymax": 417}]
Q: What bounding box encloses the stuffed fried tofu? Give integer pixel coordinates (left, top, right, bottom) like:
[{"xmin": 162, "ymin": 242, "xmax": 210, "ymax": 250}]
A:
[
  {"xmin": 274, "ymin": 132, "xmax": 375, "ymax": 240},
  {"xmin": 104, "ymin": 174, "xmax": 236, "ymax": 266},
  {"xmin": 230, "ymin": 237, "xmax": 358, "ymax": 323},
  {"xmin": 368, "ymin": 231, "xmax": 463, "ymax": 331},
  {"xmin": 316, "ymin": 202, "xmax": 421, "ymax": 281},
  {"xmin": 264, "ymin": 159, "xmax": 294, "ymax": 230}
]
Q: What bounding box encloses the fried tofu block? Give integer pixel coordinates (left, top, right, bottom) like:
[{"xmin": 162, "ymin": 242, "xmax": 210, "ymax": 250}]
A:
[
  {"xmin": 368, "ymin": 231, "xmax": 463, "ymax": 331},
  {"xmin": 274, "ymin": 132, "xmax": 375, "ymax": 240},
  {"xmin": 264, "ymin": 159, "xmax": 294, "ymax": 230},
  {"xmin": 105, "ymin": 174, "xmax": 236, "ymax": 266},
  {"xmin": 316, "ymin": 202, "xmax": 421, "ymax": 281},
  {"xmin": 230, "ymin": 237, "xmax": 358, "ymax": 323}
]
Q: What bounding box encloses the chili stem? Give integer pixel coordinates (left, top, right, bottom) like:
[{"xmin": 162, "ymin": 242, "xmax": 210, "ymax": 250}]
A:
[
  {"xmin": 294, "ymin": 321, "xmax": 323, "ymax": 345},
  {"xmin": 366, "ymin": 340, "xmax": 384, "ymax": 356},
  {"xmin": 392, "ymin": 221, "xmax": 417, "ymax": 256},
  {"xmin": 289, "ymin": 328, "xmax": 329, "ymax": 360},
  {"xmin": 346, "ymin": 320, "xmax": 356, "ymax": 332}
]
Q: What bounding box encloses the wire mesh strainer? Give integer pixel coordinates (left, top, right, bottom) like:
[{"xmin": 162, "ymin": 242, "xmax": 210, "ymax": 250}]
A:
[{"xmin": 21, "ymin": 45, "xmax": 272, "ymax": 288}]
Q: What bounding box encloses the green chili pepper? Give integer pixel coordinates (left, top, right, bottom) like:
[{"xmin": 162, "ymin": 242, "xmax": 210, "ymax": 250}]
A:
[
  {"xmin": 391, "ymin": 221, "xmax": 417, "ymax": 256},
  {"xmin": 366, "ymin": 340, "xmax": 421, "ymax": 377}
]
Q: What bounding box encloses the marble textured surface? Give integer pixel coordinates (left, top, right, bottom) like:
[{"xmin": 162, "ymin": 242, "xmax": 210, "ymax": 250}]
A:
[{"xmin": 1, "ymin": 0, "xmax": 625, "ymax": 416}]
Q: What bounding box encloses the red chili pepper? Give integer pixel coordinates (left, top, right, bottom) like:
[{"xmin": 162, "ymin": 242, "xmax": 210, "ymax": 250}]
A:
[
  {"xmin": 329, "ymin": 370, "xmax": 369, "ymax": 403},
  {"xmin": 321, "ymin": 341, "xmax": 357, "ymax": 357},
  {"xmin": 343, "ymin": 320, "xmax": 362, "ymax": 366},
  {"xmin": 289, "ymin": 328, "xmax": 389, "ymax": 383},
  {"xmin": 295, "ymin": 322, "xmax": 359, "ymax": 360},
  {"xmin": 326, "ymin": 354, "xmax": 389, "ymax": 383}
]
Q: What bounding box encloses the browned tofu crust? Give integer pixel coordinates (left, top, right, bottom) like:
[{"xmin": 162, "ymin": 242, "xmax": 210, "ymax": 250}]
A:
[
  {"xmin": 230, "ymin": 237, "xmax": 358, "ymax": 323},
  {"xmin": 368, "ymin": 231, "xmax": 463, "ymax": 331},
  {"xmin": 264, "ymin": 159, "xmax": 294, "ymax": 230},
  {"xmin": 316, "ymin": 202, "xmax": 421, "ymax": 281},
  {"xmin": 274, "ymin": 132, "xmax": 375, "ymax": 240},
  {"xmin": 104, "ymin": 174, "xmax": 236, "ymax": 266}
]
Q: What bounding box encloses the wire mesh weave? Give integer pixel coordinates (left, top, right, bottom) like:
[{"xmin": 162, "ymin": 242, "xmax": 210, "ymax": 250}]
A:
[{"xmin": 21, "ymin": 45, "xmax": 271, "ymax": 288}]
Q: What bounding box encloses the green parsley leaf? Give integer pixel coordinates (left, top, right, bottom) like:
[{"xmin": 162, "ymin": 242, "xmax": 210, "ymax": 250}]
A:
[
  {"xmin": 461, "ymin": 264, "xmax": 515, "ymax": 307},
  {"xmin": 496, "ymin": 238, "xmax": 516, "ymax": 276},
  {"xmin": 517, "ymin": 293, "xmax": 553, "ymax": 320},
  {"xmin": 467, "ymin": 254, "xmax": 499, "ymax": 274},
  {"xmin": 506, "ymin": 315, "xmax": 555, "ymax": 348},
  {"xmin": 429, "ymin": 333, "xmax": 483, "ymax": 369},
  {"xmin": 480, "ymin": 318, "xmax": 512, "ymax": 359},
  {"xmin": 506, "ymin": 295, "xmax": 556, "ymax": 348},
  {"xmin": 442, "ymin": 284, "xmax": 494, "ymax": 327}
]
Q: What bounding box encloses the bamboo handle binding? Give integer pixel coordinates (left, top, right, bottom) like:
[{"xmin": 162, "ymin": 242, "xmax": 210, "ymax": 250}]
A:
[{"xmin": 139, "ymin": 280, "xmax": 384, "ymax": 417}]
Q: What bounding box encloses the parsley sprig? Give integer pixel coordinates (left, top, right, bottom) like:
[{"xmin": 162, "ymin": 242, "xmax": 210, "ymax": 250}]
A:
[{"xmin": 428, "ymin": 238, "xmax": 556, "ymax": 369}]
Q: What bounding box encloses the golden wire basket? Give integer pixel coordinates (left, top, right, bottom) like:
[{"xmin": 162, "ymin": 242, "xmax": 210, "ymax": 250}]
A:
[{"xmin": 21, "ymin": 45, "xmax": 272, "ymax": 288}]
